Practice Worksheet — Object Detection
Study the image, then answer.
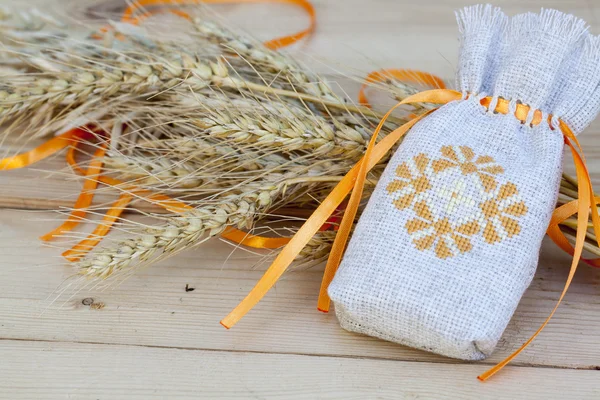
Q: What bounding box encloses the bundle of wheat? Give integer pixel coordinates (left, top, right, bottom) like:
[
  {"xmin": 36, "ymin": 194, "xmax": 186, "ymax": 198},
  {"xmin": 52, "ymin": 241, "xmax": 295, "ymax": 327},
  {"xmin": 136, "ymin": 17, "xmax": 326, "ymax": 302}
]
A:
[{"xmin": 0, "ymin": 2, "xmax": 597, "ymax": 289}]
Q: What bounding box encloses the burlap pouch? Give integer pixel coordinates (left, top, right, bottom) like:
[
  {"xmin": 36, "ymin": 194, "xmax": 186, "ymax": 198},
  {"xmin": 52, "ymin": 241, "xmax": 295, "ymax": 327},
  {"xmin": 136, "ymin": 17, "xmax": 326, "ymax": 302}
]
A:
[{"xmin": 328, "ymin": 5, "xmax": 600, "ymax": 360}]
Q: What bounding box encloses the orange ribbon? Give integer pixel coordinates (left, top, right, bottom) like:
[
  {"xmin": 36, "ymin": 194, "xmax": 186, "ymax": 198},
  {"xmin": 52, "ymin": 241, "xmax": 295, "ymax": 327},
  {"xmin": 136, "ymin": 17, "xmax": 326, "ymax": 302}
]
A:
[
  {"xmin": 358, "ymin": 69, "xmax": 447, "ymax": 106},
  {"xmin": 0, "ymin": 129, "xmax": 85, "ymax": 170},
  {"xmin": 62, "ymin": 192, "xmax": 134, "ymax": 261},
  {"xmin": 0, "ymin": 0, "xmax": 316, "ymax": 258},
  {"xmin": 58, "ymin": 134, "xmax": 194, "ymax": 262},
  {"xmin": 2, "ymin": 126, "xmax": 192, "ymax": 260},
  {"xmin": 40, "ymin": 139, "xmax": 107, "ymax": 241},
  {"xmin": 221, "ymin": 227, "xmax": 292, "ymax": 249},
  {"xmin": 119, "ymin": 0, "xmax": 315, "ymax": 50},
  {"xmin": 221, "ymin": 88, "xmax": 600, "ymax": 382},
  {"xmin": 546, "ymin": 197, "xmax": 600, "ymax": 267}
]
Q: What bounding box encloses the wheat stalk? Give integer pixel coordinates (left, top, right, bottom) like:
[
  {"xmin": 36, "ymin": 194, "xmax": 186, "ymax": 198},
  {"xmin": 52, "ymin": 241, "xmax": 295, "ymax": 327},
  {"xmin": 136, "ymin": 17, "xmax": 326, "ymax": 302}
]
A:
[
  {"xmin": 192, "ymin": 20, "xmax": 338, "ymax": 101},
  {"xmin": 143, "ymin": 97, "xmax": 378, "ymax": 159},
  {"xmin": 5, "ymin": 6, "xmax": 598, "ymax": 284},
  {"xmin": 75, "ymin": 169, "xmax": 339, "ymax": 279}
]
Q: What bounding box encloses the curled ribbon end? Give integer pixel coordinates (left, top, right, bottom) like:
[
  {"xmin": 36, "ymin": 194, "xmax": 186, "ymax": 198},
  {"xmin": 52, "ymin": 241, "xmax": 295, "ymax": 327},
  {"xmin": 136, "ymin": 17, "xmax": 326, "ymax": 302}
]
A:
[
  {"xmin": 62, "ymin": 251, "xmax": 82, "ymax": 263},
  {"xmin": 219, "ymin": 320, "xmax": 232, "ymax": 330},
  {"xmin": 478, "ymin": 360, "xmax": 507, "ymax": 381},
  {"xmin": 317, "ymin": 292, "xmax": 331, "ymax": 313},
  {"xmin": 39, "ymin": 233, "xmax": 55, "ymax": 242}
]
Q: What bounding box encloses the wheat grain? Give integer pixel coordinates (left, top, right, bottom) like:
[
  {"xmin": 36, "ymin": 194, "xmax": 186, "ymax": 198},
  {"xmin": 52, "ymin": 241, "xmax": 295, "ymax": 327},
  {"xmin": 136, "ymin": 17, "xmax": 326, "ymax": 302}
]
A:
[
  {"xmin": 193, "ymin": 20, "xmax": 338, "ymax": 101},
  {"xmin": 0, "ymin": 7, "xmax": 448, "ymax": 279},
  {"xmin": 161, "ymin": 95, "xmax": 375, "ymax": 159},
  {"xmin": 76, "ymin": 182, "xmax": 286, "ymax": 279}
]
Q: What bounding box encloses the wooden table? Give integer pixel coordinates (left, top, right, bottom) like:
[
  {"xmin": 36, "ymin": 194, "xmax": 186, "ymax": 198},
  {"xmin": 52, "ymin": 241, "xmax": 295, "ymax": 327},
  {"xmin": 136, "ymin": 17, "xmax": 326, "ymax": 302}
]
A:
[{"xmin": 2, "ymin": 1, "xmax": 600, "ymax": 398}]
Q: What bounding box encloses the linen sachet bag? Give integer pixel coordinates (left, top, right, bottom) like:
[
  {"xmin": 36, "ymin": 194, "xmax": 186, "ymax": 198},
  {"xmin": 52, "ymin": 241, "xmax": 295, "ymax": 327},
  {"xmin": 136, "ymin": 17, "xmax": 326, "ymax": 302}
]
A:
[{"xmin": 327, "ymin": 6, "xmax": 600, "ymax": 361}]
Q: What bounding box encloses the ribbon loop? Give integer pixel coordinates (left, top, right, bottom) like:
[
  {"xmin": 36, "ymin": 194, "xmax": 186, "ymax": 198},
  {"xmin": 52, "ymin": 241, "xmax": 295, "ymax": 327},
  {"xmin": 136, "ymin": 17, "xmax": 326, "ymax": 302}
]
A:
[
  {"xmin": 358, "ymin": 68, "xmax": 447, "ymax": 107},
  {"xmin": 220, "ymin": 89, "xmax": 462, "ymax": 329},
  {"xmin": 120, "ymin": 0, "xmax": 316, "ymax": 50}
]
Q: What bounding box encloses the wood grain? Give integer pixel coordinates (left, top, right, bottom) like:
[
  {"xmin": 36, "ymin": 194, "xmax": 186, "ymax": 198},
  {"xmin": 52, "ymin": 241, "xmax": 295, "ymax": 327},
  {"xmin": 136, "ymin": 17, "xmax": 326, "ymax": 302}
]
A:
[
  {"xmin": 2, "ymin": 209, "xmax": 600, "ymax": 371},
  {"xmin": 3, "ymin": 339, "xmax": 600, "ymax": 399},
  {"xmin": 3, "ymin": 0, "xmax": 600, "ymax": 398}
]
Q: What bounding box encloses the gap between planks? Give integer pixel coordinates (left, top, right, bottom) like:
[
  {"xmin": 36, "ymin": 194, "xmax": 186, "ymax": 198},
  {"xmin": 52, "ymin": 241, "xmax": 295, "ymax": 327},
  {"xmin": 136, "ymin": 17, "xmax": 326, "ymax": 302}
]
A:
[
  {"xmin": 2, "ymin": 336, "xmax": 599, "ymax": 372},
  {"xmin": 2, "ymin": 209, "xmax": 600, "ymax": 372},
  {"xmin": 1, "ymin": 339, "xmax": 600, "ymax": 400}
]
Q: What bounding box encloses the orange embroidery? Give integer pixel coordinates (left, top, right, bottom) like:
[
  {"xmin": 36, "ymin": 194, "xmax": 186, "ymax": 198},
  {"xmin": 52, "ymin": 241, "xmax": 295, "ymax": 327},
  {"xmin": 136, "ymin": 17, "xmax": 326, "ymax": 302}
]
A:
[
  {"xmin": 406, "ymin": 201, "xmax": 480, "ymax": 259},
  {"xmin": 480, "ymin": 182, "xmax": 528, "ymax": 244},
  {"xmin": 432, "ymin": 145, "xmax": 503, "ymax": 192},
  {"xmin": 387, "ymin": 154, "xmax": 432, "ymax": 210},
  {"xmin": 388, "ymin": 146, "xmax": 527, "ymax": 258}
]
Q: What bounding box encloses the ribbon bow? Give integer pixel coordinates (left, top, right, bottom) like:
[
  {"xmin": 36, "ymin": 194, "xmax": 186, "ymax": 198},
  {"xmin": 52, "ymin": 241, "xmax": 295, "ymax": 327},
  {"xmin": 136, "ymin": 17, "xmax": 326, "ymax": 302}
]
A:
[{"xmin": 220, "ymin": 88, "xmax": 600, "ymax": 381}]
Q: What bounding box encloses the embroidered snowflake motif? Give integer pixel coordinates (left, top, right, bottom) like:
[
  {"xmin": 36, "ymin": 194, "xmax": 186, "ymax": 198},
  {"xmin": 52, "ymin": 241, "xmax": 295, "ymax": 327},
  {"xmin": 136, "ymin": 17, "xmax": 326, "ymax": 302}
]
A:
[
  {"xmin": 406, "ymin": 201, "xmax": 480, "ymax": 259},
  {"xmin": 480, "ymin": 182, "xmax": 528, "ymax": 243},
  {"xmin": 386, "ymin": 153, "xmax": 432, "ymax": 210},
  {"xmin": 431, "ymin": 145, "xmax": 504, "ymax": 192},
  {"xmin": 388, "ymin": 146, "xmax": 527, "ymax": 259}
]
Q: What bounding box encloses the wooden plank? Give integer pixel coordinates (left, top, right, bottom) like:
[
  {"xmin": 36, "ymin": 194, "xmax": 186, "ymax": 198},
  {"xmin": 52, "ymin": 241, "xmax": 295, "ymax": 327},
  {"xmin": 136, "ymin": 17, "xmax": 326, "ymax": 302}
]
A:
[
  {"xmin": 2, "ymin": 209, "xmax": 600, "ymax": 371},
  {"xmin": 1, "ymin": 339, "xmax": 599, "ymax": 399}
]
